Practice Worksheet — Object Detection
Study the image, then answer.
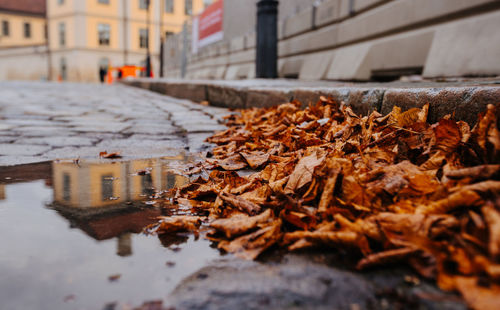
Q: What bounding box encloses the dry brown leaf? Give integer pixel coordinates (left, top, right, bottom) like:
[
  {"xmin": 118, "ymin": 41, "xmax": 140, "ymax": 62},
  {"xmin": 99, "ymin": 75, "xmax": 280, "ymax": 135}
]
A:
[
  {"xmin": 284, "ymin": 151, "xmax": 326, "ymax": 194},
  {"xmin": 219, "ymin": 191, "xmax": 262, "ymax": 215},
  {"xmin": 210, "ymin": 209, "xmax": 273, "ymax": 239}
]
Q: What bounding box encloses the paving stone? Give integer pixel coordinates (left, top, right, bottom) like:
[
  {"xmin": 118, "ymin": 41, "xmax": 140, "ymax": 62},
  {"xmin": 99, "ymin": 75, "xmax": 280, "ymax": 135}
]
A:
[
  {"xmin": 97, "ymin": 138, "xmax": 186, "ymax": 150},
  {"xmin": 381, "ymin": 86, "xmax": 500, "ymax": 125},
  {"xmin": 0, "ymin": 136, "xmax": 16, "ymax": 143},
  {"xmin": 187, "ymin": 133, "xmax": 216, "ymax": 153},
  {"xmin": 0, "ymin": 144, "xmax": 52, "ymax": 156},
  {"xmin": 182, "ymin": 123, "xmax": 227, "ymax": 133},
  {"xmin": 0, "ymin": 81, "xmax": 228, "ymax": 166},
  {"xmin": 78, "ymin": 132, "xmax": 128, "ymax": 140},
  {"xmin": 71, "ymin": 123, "xmax": 131, "ymax": 133},
  {"xmin": 0, "ymin": 156, "xmax": 51, "ymax": 166},
  {"xmin": 124, "ymin": 124, "xmax": 181, "ymax": 135},
  {"xmin": 3, "ymin": 119, "xmax": 61, "ymax": 127},
  {"xmin": 9, "ymin": 128, "xmax": 78, "ymax": 138},
  {"xmin": 168, "ymin": 255, "xmax": 377, "ymax": 310},
  {"xmin": 15, "ymin": 136, "xmax": 98, "ymax": 147},
  {"xmin": 128, "ymin": 134, "xmax": 181, "ymax": 141},
  {"xmin": 0, "ymin": 124, "xmax": 14, "ymax": 131}
]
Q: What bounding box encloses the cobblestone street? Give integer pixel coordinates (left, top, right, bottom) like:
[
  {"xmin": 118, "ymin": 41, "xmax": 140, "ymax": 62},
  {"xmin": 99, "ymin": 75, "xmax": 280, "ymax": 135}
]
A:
[{"xmin": 0, "ymin": 82, "xmax": 228, "ymax": 166}]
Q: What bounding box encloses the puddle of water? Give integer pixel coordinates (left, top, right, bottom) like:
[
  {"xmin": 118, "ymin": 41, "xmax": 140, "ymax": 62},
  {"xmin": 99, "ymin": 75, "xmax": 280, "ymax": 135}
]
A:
[{"xmin": 0, "ymin": 155, "xmax": 220, "ymax": 310}]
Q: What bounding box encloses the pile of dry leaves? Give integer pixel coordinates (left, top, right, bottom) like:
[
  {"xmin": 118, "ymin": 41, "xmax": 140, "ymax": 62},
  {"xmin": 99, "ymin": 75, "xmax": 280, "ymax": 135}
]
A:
[{"xmin": 148, "ymin": 98, "xmax": 500, "ymax": 309}]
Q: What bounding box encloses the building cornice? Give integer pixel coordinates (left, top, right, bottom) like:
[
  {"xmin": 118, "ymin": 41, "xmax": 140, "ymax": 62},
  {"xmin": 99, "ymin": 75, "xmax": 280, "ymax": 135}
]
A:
[{"xmin": 0, "ymin": 9, "xmax": 46, "ymax": 18}]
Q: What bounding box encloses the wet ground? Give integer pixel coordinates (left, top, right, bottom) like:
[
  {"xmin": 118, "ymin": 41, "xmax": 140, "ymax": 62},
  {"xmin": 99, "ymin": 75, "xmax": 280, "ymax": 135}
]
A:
[
  {"xmin": 0, "ymin": 156, "xmax": 223, "ymax": 310},
  {"xmin": 0, "ymin": 82, "xmax": 228, "ymax": 166},
  {"xmin": 0, "ymin": 156, "xmax": 468, "ymax": 310},
  {"xmin": 0, "ymin": 82, "xmax": 469, "ymax": 309}
]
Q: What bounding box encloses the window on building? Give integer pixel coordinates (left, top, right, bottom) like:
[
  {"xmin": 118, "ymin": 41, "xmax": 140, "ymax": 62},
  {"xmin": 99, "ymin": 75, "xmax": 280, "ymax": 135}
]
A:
[
  {"xmin": 98, "ymin": 0, "xmax": 110, "ymax": 4},
  {"xmin": 184, "ymin": 0, "xmax": 192, "ymax": 15},
  {"xmin": 98, "ymin": 23, "xmax": 110, "ymax": 46},
  {"xmin": 1, "ymin": 20, "xmax": 8, "ymax": 36},
  {"xmin": 60, "ymin": 57, "xmax": 67, "ymax": 81},
  {"xmin": 139, "ymin": 28, "xmax": 148, "ymax": 48},
  {"xmin": 139, "ymin": 0, "xmax": 149, "ymax": 10},
  {"xmin": 101, "ymin": 175, "xmax": 114, "ymax": 201},
  {"xmin": 166, "ymin": 174, "xmax": 176, "ymax": 188},
  {"xmin": 63, "ymin": 173, "xmax": 71, "ymax": 201},
  {"xmin": 59, "ymin": 22, "xmax": 66, "ymax": 46},
  {"xmin": 165, "ymin": 0, "xmax": 174, "ymax": 13},
  {"xmin": 24, "ymin": 22, "xmax": 31, "ymax": 38},
  {"xmin": 141, "ymin": 174, "xmax": 154, "ymax": 195}
]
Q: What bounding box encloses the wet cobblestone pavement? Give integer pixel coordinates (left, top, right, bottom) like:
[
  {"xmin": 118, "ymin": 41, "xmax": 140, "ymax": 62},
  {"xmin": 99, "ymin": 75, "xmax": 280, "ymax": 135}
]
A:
[
  {"xmin": 0, "ymin": 82, "xmax": 469, "ymax": 310},
  {"xmin": 0, "ymin": 81, "xmax": 228, "ymax": 166}
]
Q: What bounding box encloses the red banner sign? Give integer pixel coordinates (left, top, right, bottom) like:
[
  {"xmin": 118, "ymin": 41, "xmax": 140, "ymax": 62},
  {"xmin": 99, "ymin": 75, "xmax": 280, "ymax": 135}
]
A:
[{"xmin": 193, "ymin": 0, "xmax": 223, "ymax": 52}]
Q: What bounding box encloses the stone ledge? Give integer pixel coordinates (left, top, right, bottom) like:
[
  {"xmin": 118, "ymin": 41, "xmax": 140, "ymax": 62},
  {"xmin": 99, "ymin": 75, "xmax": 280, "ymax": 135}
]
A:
[{"xmin": 120, "ymin": 78, "xmax": 500, "ymax": 126}]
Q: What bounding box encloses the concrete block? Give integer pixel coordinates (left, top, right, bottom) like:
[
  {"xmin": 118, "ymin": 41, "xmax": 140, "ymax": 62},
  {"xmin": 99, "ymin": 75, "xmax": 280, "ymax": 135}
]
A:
[
  {"xmin": 292, "ymin": 88, "xmax": 384, "ymax": 116},
  {"xmin": 337, "ymin": 0, "xmax": 495, "ymax": 46},
  {"xmin": 229, "ymin": 49, "xmax": 255, "ymax": 65},
  {"xmin": 280, "ymin": 24, "xmax": 338, "ymax": 57},
  {"xmin": 423, "ymin": 11, "xmax": 500, "ymax": 78},
  {"xmin": 279, "ymin": 57, "xmax": 304, "ymax": 78},
  {"xmin": 283, "ymin": 7, "xmax": 314, "ymax": 38},
  {"xmin": 314, "ymin": 0, "xmax": 340, "ymax": 28},
  {"xmin": 338, "ymin": 0, "xmax": 353, "ymax": 19},
  {"xmin": 411, "ymin": 0, "xmax": 495, "ymax": 24},
  {"xmin": 213, "ymin": 66, "xmax": 227, "ymax": 79},
  {"xmin": 230, "ymin": 36, "xmax": 245, "ymax": 52},
  {"xmin": 381, "ymin": 87, "xmax": 500, "ymax": 126},
  {"xmin": 354, "ymin": 0, "xmax": 388, "ymax": 12},
  {"xmin": 218, "ymin": 42, "xmax": 230, "ymax": 55},
  {"xmin": 278, "ymin": 19, "xmax": 285, "ymax": 40},
  {"xmin": 236, "ymin": 64, "xmax": 253, "ymax": 79},
  {"xmin": 315, "ymin": 0, "xmax": 340, "ymax": 28},
  {"xmin": 208, "ymin": 45, "xmax": 218, "ymax": 57},
  {"xmin": 326, "ymin": 28, "xmax": 434, "ymax": 81},
  {"xmin": 299, "ymin": 51, "xmax": 335, "ymax": 80},
  {"xmin": 326, "ymin": 42, "xmax": 372, "ymax": 80},
  {"xmin": 367, "ymin": 30, "xmax": 435, "ymax": 72},
  {"xmin": 224, "ymin": 65, "xmax": 239, "ymax": 80},
  {"xmin": 246, "ymin": 89, "xmax": 292, "ymax": 108},
  {"xmin": 245, "ymin": 32, "xmax": 256, "ymax": 49},
  {"xmin": 206, "ymin": 84, "xmax": 246, "ymax": 108},
  {"xmin": 164, "ymin": 83, "xmax": 207, "ymax": 102},
  {"xmin": 212, "ymin": 55, "xmax": 229, "ymax": 66},
  {"xmin": 247, "ymin": 65, "xmax": 256, "ymax": 79}
]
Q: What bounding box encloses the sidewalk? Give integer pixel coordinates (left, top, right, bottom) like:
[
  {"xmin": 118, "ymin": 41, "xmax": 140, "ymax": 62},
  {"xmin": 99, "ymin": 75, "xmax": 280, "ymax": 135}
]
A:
[
  {"xmin": 121, "ymin": 77, "xmax": 500, "ymax": 126},
  {"xmin": 0, "ymin": 82, "xmax": 228, "ymax": 166}
]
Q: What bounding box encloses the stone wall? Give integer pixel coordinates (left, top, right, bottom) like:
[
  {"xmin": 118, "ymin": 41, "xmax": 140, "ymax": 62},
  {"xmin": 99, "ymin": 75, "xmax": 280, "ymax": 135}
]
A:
[
  {"xmin": 163, "ymin": 0, "xmax": 500, "ymax": 81},
  {"xmin": 0, "ymin": 45, "xmax": 49, "ymax": 81}
]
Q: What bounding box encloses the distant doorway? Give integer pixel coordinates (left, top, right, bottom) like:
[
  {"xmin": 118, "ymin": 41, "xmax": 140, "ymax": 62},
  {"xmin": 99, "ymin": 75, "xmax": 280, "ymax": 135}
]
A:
[
  {"xmin": 60, "ymin": 57, "xmax": 67, "ymax": 81},
  {"xmin": 99, "ymin": 57, "xmax": 109, "ymax": 83}
]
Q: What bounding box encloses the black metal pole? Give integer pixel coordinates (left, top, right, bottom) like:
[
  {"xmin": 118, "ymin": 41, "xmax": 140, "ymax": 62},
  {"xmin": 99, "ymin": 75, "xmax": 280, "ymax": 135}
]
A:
[
  {"xmin": 256, "ymin": 0, "xmax": 278, "ymax": 79},
  {"xmin": 146, "ymin": 0, "xmax": 152, "ymax": 77}
]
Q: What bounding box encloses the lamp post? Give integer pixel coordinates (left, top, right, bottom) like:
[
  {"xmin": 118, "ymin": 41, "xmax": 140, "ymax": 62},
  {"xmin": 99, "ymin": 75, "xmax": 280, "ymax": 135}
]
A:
[
  {"xmin": 145, "ymin": 0, "xmax": 152, "ymax": 77},
  {"xmin": 256, "ymin": 0, "xmax": 278, "ymax": 79}
]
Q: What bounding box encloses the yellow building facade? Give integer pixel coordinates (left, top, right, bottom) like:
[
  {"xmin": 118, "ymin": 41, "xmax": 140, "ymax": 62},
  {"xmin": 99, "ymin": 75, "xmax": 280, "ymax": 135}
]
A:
[
  {"xmin": 0, "ymin": 12, "xmax": 46, "ymax": 48},
  {"xmin": 52, "ymin": 156, "xmax": 188, "ymax": 209},
  {"xmin": 46, "ymin": 0, "xmax": 205, "ymax": 82}
]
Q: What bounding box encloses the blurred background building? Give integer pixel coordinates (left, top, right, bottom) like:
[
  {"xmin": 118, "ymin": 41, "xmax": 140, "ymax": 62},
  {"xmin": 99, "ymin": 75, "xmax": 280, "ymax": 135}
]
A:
[
  {"xmin": 0, "ymin": 0, "xmax": 207, "ymax": 81},
  {"xmin": 167, "ymin": 0, "xmax": 500, "ymax": 81},
  {"xmin": 1, "ymin": 0, "xmax": 500, "ymax": 82}
]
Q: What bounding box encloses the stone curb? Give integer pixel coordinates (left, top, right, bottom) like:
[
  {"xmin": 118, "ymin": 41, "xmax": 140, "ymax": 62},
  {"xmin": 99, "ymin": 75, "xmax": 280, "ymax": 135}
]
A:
[{"xmin": 121, "ymin": 79, "xmax": 500, "ymax": 126}]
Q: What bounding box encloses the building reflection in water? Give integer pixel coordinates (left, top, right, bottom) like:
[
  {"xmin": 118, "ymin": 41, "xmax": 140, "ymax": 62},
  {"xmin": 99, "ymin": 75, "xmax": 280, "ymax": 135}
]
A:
[
  {"xmin": 0, "ymin": 184, "xmax": 5, "ymax": 200},
  {"xmin": 50, "ymin": 155, "xmax": 189, "ymax": 257}
]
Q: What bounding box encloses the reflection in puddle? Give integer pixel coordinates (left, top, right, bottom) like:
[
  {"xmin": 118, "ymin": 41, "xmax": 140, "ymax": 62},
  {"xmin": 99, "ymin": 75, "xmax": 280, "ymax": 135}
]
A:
[
  {"xmin": 50, "ymin": 156, "xmax": 191, "ymax": 258},
  {"xmin": 0, "ymin": 155, "xmax": 220, "ymax": 310}
]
